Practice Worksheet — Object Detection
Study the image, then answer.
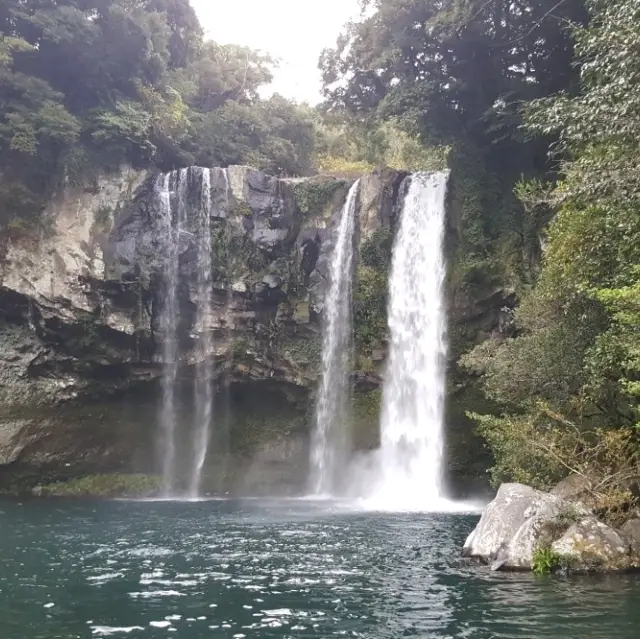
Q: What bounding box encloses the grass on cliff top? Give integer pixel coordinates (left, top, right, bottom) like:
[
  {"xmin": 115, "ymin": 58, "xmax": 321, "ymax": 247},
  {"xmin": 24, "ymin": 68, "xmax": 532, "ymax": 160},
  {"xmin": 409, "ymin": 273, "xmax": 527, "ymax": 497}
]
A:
[{"xmin": 40, "ymin": 474, "xmax": 162, "ymax": 498}]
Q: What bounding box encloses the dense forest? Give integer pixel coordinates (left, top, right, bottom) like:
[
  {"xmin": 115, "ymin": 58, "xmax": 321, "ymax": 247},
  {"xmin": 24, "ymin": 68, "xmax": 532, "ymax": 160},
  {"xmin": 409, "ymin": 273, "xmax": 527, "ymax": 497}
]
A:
[{"xmin": 1, "ymin": 0, "xmax": 639, "ymax": 519}]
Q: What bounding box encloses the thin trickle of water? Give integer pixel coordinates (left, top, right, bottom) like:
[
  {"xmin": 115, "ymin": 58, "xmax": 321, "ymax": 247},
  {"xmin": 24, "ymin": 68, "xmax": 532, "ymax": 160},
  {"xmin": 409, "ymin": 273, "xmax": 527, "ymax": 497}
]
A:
[
  {"xmin": 156, "ymin": 172, "xmax": 180, "ymax": 495},
  {"xmin": 188, "ymin": 168, "xmax": 227, "ymax": 498},
  {"xmin": 310, "ymin": 179, "xmax": 360, "ymax": 496},
  {"xmin": 188, "ymin": 167, "xmax": 213, "ymax": 498},
  {"xmin": 371, "ymin": 171, "xmax": 450, "ymax": 510}
]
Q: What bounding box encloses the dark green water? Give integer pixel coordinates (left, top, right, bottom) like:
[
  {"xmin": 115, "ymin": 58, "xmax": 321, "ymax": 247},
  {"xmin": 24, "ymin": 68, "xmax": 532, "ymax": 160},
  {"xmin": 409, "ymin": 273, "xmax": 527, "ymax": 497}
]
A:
[{"xmin": 2, "ymin": 499, "xmax": 640, "ymax": 638}]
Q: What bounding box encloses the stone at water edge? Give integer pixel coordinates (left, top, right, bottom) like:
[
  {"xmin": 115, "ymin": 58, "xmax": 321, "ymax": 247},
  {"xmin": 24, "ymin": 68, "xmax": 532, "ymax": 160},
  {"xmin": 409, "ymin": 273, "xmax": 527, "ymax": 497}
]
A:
[
  {"xmin": 551, "ymin": 516, "xmax": 640, "ymax": 571},
  {"xmin": 462, "ymin": 482, "xmax": 587, "ymax": 570},
  {"xmin": 463, "ymin": 481, "xmax": 640, "ymax": 572}
]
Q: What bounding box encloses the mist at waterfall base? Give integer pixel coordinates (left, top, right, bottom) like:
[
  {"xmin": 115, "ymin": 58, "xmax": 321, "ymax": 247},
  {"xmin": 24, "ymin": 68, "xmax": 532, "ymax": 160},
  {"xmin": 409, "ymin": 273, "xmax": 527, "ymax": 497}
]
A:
[{"xmin": 4, "ymin": 499, "xmax": 640, "ymax": 639}]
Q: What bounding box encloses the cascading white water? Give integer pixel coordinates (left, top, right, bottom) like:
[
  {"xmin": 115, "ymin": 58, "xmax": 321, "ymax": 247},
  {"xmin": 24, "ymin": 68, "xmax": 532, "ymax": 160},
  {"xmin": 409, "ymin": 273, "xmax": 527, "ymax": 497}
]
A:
[
  {"xmin": 369, "ymin": 171, "xmax": 450, "ymax": 510},
  {"xmin": 156, "ymin": 167, "xmax": 221, "ymax": 497},
  {"xmin": 310, "ymin": 180, "xmax": 360, "ymax": 496},
  {"xmin": 188, "ymin": 167, "xmax": 215, "ymax": 498},
  {"xmin": 156, "ymin": 172, "xmax": 181, "ymax": 494}
]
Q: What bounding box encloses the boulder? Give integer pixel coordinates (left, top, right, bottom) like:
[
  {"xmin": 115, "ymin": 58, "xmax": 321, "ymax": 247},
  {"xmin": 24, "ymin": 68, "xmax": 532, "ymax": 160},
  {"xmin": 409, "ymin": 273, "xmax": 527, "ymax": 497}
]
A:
[
  {"xmin": 550, "ymin": 473, "xmax": 598, "ymax": 510},
  {"xmin": 463, "ymin": 484, "xmax": 588, "ymax": 570},
  {"xmin": 621, "ymin": 519, "xmax": 640, "ymax": 545},
  {"xmin": 552, "ymin": 516, "xmax": 640, "ymax": 571},
  {"xmin": 463, "ymin": 483, "xmax": 577, "ymax": 569},
  {"xmin": 464, "ymin": 481, "xmax": 640, "ymax": 573}
]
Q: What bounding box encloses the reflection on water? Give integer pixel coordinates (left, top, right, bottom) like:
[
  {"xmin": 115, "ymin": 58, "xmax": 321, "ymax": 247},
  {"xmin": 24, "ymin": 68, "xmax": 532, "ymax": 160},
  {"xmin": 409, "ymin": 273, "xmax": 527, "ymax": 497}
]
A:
[{"xmin": 1, "ymin": 498, "xmax": 639, "ymax": 638}]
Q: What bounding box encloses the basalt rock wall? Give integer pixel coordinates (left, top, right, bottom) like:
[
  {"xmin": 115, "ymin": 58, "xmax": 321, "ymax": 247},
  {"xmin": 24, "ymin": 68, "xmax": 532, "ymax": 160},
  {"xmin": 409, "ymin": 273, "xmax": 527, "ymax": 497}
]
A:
[{"xmin": 0, "ymin": 164, "xmax": 510, "ymax": 494}]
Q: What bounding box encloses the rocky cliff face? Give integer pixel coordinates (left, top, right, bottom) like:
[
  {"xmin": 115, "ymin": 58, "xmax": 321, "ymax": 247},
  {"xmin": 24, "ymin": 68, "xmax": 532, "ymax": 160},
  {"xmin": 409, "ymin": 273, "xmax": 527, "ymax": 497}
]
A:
[
  {"xmin": 0, "ymin": 165, "xmax": 411, "ymax": 492},
  {"xmin": 0, "ymin": 164, "xmax": 509, "ymax": 495}
]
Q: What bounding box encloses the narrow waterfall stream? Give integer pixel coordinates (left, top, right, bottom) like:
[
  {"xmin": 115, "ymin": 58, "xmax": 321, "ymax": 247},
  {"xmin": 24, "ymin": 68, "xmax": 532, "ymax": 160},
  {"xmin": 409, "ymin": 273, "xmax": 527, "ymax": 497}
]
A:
[
  {"xmin": 188, "ymin": 167, "xmax": 219, "ymax": 498},
  {"xmin": 155, "ymin": 167, "xmax": 221, "ymax": 498},
  {"xmin": 310, "ymin": 179, "xmax": 360, "ymax": 495},
  {"xmin": 369, "ymin": 171, "xmax": 450, "ymax": 510},
  {"xmin": 156, "ymin": 172, "xmax": 181, "ymax": 494}
]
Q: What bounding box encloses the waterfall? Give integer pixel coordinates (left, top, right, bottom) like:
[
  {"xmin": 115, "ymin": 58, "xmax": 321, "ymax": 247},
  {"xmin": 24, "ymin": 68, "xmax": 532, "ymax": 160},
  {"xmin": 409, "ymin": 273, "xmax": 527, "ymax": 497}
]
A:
[
  {"xmin": 156, "ymin": 171, "xmax": 181, "ymax": 495},
  {"xmin": 310, "ymin": 179, "xmax": 360, "ymax": 496},
  {"xmin": 370, "ymin": 171, "xmax": 450, "ymax": 510},
  {"xmin": 188, "ymin": 167, "xmax": 219, "ymax": 498},
  {"xmin": 155, "ymin": 167, "xmax": 221, "ymax": 498}
]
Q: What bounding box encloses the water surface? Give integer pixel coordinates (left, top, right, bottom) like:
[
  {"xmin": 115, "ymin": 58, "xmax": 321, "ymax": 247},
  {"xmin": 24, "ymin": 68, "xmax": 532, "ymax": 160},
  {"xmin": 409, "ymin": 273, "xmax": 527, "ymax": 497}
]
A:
[{"xmin": 1, "ymin": 499, "xmax": 639, "ymax": 638}]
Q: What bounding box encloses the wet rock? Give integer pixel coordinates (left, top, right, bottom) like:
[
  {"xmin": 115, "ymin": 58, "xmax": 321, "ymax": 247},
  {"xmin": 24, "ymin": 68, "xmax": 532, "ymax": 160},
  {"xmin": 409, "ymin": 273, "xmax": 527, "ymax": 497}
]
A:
[
  {"xmin": 464, "ymin": 481, "xmax": 640, "ymax": 573},
  {"xmin": 358, "ymin": 167, "xmax": 408, "ymax": 241}
]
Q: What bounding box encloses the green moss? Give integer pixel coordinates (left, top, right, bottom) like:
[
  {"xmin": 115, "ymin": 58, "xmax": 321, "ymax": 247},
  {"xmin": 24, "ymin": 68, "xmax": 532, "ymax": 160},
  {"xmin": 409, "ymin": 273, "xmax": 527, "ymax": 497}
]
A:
[
  {"xmin": 211, "ymin": 223, "xmax": 230, "ymax": 278},
  {"xmin": 352, "ymin": 389, "xmax": 382, "ymax": 449},
  {"xmin": 293, "ymin": 179, "xmax": 348, "ymax": 217},
  {"xmin": 277, "ymin": 333, "xmax": 322, "ymax": 368},
  {"xmin": 361, "ymin": 228, "xmax": 393, "ymax": 270},
  {"xmin": 40, "ymin": 474, "xmax": 162, "ymax": 498},
  {"xmin": 233, "ymin": 201, "xmax": 253, "ymax": 217},
  {"xmin": 225, "ymin": 382, "xmax": 309, "ymax": 455},
  {"xmin": 94, "ymin": 204, "xmax": 113, "ymax": 232},
  {"xmin": 353, "ymin": 229, "xmax": 394, "ymax": 356},
  {"xmin": 354, "ymin": 265, "xmax": 388, "ymax": 352}
]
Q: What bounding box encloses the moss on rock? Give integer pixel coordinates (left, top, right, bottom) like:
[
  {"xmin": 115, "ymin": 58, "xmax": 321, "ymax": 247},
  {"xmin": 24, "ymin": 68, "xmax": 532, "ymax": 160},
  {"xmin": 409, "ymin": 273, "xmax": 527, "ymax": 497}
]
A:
[
  {"xmin": 352, "ymin": 389, "xmax": 382, "ymax": 450},
  {"xmin": 354, "ymin": 229, "xmax": 393, "ymax": 356},
  {"xmin": 38, "ymin": 473, "xmax": 163, "ymax": 498}
]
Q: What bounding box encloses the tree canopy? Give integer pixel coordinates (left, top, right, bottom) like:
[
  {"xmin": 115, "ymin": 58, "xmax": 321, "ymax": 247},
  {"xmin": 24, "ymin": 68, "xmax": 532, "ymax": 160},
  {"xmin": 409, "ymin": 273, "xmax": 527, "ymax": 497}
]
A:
[
  {"xmin": 461, "ymin": 0, "xmax": 640, "ymax": 514},
  {"xmin": 0, "ymin": 0, "xmax": 319, "ymax": 227}
]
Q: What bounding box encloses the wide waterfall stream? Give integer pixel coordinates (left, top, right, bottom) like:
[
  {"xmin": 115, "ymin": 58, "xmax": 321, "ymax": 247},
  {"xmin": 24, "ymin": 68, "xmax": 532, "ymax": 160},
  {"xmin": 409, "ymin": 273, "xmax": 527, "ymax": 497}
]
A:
[{"xmin": 368, "ymin": 171, "xmax": 450, "ymax": 509}]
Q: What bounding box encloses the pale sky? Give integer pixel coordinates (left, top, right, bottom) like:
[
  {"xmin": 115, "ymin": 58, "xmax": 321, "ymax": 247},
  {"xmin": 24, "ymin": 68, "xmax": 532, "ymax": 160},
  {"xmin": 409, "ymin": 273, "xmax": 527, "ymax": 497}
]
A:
[{"xmin": 190, "ymin": 0, "xmax": 362, "ymax": 104}]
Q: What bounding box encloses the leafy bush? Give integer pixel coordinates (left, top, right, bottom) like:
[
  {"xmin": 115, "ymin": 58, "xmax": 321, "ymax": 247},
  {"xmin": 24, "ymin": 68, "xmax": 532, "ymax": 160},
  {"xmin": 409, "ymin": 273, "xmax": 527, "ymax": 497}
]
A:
[
  {"xmin": 293, "ymin": 179, "xmax": 348, "ymax": 217},
  {"xmin": 532, "ymin": 545, "xmax": 564, "ymax": 575}
]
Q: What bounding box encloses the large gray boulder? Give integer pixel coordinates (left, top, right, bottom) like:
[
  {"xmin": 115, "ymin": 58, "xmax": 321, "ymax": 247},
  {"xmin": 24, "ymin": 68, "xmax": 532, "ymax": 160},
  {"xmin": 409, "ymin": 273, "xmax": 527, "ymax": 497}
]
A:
[
  {"xmin": 463, "ymin": 483, "xmax": 585, "ymax": 570},
  {"xmin": 464, "ymin": 482, "xmax": 640, "ymax": 572}
]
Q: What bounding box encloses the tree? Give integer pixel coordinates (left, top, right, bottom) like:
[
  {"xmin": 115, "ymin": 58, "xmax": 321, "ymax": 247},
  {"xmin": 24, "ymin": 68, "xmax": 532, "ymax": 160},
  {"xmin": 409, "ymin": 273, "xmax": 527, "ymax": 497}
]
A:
[{"xmin": 465, "ymin": 0, "xmax": 640, "ymax": 505}]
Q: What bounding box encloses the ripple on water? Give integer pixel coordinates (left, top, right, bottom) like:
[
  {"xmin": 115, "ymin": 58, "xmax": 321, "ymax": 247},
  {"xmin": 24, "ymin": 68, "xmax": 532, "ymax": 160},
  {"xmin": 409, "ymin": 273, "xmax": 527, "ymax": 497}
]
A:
[{"xmin": 1, "ymin": 499, "xmax": 640, "ymax": 639}]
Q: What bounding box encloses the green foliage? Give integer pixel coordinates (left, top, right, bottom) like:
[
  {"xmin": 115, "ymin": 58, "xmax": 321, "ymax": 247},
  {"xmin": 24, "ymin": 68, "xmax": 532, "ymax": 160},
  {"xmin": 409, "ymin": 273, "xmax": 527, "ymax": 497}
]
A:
[
  {"xmin": 40, "ymin": 474, "xmax": 162, "ymax": 498},
  {"xmin": 361, "ymin": 228, "xmax": 393, "ymax": 272},
  {"xmin": 532, "ymin": 545, "xmax": 563, "ymax": 575},
  {"xmin": 463, "ymin": 0, "xmax": 640, "ymax": 496},
  {"xmin": 354, "ymin": 229, "xmax": 394, "ymax": 353},
  {"xmin": 313, "ymin": 114, "xmax": 447, "ymax": 174},
  {"xmin": 468, "ymin": 409, "xmax": 566, "ymax": 489},
  {"xmin": 293, "ymin": 179, "xmax": 347, "ymax": 217},
  {"xmin": 276, "ymin": 334, "xmax": 322, "ymax": 369},
  {"xmin": 0, "ymin": 1, "xmax": 320, "ymax": 230}
]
